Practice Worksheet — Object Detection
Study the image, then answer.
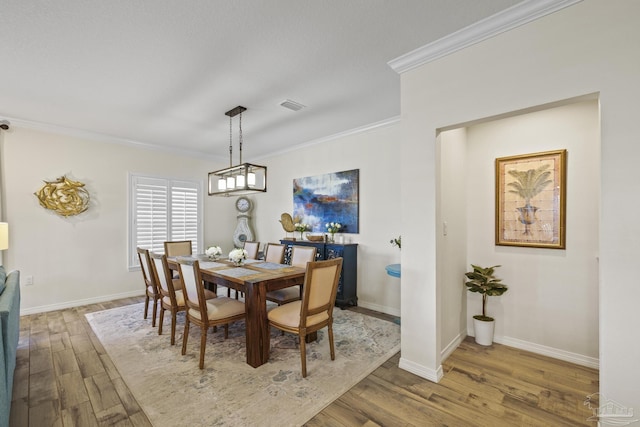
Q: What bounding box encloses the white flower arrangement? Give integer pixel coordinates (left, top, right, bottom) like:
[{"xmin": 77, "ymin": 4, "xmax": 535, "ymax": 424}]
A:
[
  {"xmin": 205, "ymin": 245, "xmax": 222, "ymax": 259},
  {"xmin": 228, "ymin": 248, "xmax": 248, "ymax": 264},
  {"xmin": 325, "ymin": 222, "xmax": 342, "ymax": 234},
  {"xmin": 293, "ymin": 222, "xmax": 310, "ymax": 232}
]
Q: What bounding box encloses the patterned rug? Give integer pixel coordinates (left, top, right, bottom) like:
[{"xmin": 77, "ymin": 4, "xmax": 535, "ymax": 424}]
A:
[{"xmin": 86, "ymin": 303, "xmax": 400, "ymax": 426}]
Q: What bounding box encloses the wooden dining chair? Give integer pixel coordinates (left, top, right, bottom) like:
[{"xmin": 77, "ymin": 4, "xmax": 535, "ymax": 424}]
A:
[
  {"xmin": 150, "ymin": 252, "xmax": 216, "ymax": 345},
  {"xmin": 164, "ymin": 240, "xmax": 193, "ymax": 257},
  {"xmin": 266, "ymin": 245, "xmax": 317, "ymax": 305},
  {"xmin": 263, "ymin": 243, "xmax": 286, "ymax": 264},
  {"xmin": 243, "ymin": 241, "xmax": 260, "ymax": 260},
  {"xmin": 137, "ymin": 247, "xmax": 160, "ymax": 327},
  {"xmin": 177, "ymin": 258, "xmax": 246, "ymax": 369},
  {"xmin": 267, "ymin": 257, "xmax": 343, "ymax": 377}
]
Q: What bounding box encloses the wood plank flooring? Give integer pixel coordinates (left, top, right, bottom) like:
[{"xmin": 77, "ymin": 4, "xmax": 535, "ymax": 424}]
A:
[{"xmin": 10, "ymin": 297, "xmax": 599, "ymax": 426}]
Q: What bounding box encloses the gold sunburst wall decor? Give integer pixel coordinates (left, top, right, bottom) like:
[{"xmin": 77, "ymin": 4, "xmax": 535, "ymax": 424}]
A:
[{"xmin": 34, "ymin": 175, "xmax": 91, "ymax": 217}]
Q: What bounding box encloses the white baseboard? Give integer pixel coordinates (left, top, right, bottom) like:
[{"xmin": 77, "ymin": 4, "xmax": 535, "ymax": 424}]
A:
[
  {"xmin": 20, "ymin": 290, "xmax": 144, "ymax": 315},
  {"xmin": 441, "ymin": 333, "xmax": 465, "ymax": 361},
  {"xmin": 357, "ymin": 300, "xmax": 400, "ymax": 317},
  {"xmin": 494, "ymin": 335, "xmax": 599, "ymax": 369},
  {"xmin": 399, "ymin": 356, "xmax": 443, "ymax": 383}
]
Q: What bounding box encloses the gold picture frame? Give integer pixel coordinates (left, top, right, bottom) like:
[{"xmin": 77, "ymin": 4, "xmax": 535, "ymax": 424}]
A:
[{"xmin": 495, "ymin": 149, "xmax": 567, "ymax": 249}]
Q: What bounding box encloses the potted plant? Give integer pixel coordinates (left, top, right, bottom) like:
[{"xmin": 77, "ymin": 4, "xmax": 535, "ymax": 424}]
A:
[{"xmin": 464, "ymin": 264, "xmax": 508, "ymax": 346}]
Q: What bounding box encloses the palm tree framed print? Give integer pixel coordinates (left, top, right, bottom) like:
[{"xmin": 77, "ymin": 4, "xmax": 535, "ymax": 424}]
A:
[{"xmin": 495, "ymin": 149, "xmax": 567, "ymax": 249}]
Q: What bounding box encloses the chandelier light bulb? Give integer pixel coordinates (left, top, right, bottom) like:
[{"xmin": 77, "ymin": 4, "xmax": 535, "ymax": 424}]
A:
[{"xmin": 217, "ymin": 178, "xmax": 227, "ymax": 191}]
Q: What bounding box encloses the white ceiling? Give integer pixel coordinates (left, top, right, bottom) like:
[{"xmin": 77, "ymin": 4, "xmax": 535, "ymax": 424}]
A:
[{"xmin": 0, "ymin": 0, "xmax": 520, "ymax": 161}]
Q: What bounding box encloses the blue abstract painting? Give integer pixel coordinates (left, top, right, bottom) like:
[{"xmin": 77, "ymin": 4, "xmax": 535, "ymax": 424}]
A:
[{"xmin": 293, "ymin": 169, "xmax": 359, "ymax": 233}]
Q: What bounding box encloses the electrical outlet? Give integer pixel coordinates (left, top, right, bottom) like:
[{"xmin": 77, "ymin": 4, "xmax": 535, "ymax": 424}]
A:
[{"xmin": 24, "ymin": 275, "xmax": 34, "ymax": 286}]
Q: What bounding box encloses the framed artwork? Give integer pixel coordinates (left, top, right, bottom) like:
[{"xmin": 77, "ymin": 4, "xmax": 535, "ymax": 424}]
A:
[
  {"xmin": 495, "ymin": 149, "xmax": 567, "ymax": 249},
  {"xmin": 293, "ymin": 169, "xmax": 359, "ymax": 233}
]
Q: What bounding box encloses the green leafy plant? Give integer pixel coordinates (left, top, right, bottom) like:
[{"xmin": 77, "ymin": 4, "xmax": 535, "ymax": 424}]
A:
[
  {"xmin": 325, "ymin": 222, "xmax": 342, "ymax": 234},
  {"xmin": 464, "ymin": 264, "xmax": 508, "ymax": 321},
  {"xmin": 293, "ymin": 222, "xmax": 310, "ymax": 232},
  {"xmin": 390, "ymin": 235, "xmax": 401, "ymax": 249},
  {"xmin": 507, "ymin": 164, "xmax": 552, "ymax": 205}
]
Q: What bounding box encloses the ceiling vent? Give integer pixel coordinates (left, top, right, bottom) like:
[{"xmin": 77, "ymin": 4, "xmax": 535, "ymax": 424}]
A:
[{"xmin": 279, "ymin": 99, "xmax": 306, "ymax": 112}]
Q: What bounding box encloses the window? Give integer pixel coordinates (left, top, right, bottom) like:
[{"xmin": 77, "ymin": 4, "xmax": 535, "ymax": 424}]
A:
[{"xmin": 129, "ymin": 174, "xmax": 202, "ymax": 269}]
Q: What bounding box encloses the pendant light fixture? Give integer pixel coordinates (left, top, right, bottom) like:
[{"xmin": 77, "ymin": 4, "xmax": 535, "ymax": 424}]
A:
[{"xmin": 208, "ymin": 106, "xmax": 267, "ymax": 196}]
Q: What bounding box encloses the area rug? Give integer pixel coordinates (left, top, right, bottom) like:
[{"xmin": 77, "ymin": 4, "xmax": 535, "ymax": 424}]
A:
[{"xmin": 86, "ymin": 303, "xmax": 400, "ymax": 426}]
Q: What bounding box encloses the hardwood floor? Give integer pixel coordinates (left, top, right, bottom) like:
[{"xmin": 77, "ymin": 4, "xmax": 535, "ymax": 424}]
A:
[
  {"xmin": 307, "ymin": 337, "xmax": 599, "ymax": 426},
  {"xmin": 10, "ymin": 298, "xmax": 598, "ymax": 426}
]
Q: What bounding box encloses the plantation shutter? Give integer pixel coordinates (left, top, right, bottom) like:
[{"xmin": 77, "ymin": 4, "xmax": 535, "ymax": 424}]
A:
[
  {"xmin": 170, "ymin": 181, "xmax": 199, "ymax": 254},
  {"xmin": 129, "ymin": 174, "xmax": 201, "ymax": 269},
  {"xmin": 134, "ymin": 177, "xmax": 168, "ymax": 255}
]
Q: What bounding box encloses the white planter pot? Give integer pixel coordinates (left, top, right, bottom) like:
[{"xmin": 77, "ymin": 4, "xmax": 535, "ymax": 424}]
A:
[{"xmin": 473, "ymin": 317, "xmax": 495, "ymax": 346}]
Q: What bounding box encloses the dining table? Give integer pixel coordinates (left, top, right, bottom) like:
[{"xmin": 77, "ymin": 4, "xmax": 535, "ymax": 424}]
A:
[{"xmin": 167, "ymin": 256, "xmax": 306, "ymax": 368}]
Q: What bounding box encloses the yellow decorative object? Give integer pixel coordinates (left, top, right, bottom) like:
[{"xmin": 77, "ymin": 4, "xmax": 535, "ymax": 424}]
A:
[
  {"xmin": 34, "ymin": 175, "xmax": 90, "ymax": 217},
  {"xmin": 279, "ymin": 213, "xmax": 296, "ymax": 233}
]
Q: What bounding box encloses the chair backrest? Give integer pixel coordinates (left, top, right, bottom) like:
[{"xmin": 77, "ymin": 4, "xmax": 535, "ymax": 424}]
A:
[
  {"xmin": 164, "ymin": 240, "xmax": 193, "ymax": 257},
  {"xmin": 243, "ymin": 241, "xmax": 260, "ymax": 260},
  {"xmin": 137, "ymin": 247, "xmax": 155, "ymax": 292},
  {"xmin": 264, "ymin": 243, "xmax": 286, "ymax": 264},
  {"xmin": 290, "ymin": 245, "xmax": 317, "ymax": 268},
  {"xmin": 150, "ymin": 252, "xmax": 178, "ymax": 305},
  {"xmin": 177, "ymin": 259, "xmax": 207, "ymax": 315},
  {"xmin": 300, "ymin": 258, "xmax": 343, "ymax": 327}
]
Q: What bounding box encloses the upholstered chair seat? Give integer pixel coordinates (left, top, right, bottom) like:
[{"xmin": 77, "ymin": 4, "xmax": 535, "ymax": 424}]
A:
[
  {"xmin": 267, "ymin": 300, "xmax": 329, "ymax": 328},
  {"xmin": 187, "ymin": 298, "xmax": 245, "ymax": 322}
]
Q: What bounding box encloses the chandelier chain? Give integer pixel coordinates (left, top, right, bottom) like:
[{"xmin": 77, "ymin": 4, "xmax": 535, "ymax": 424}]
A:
[
  {"xmin": 239, "ymin": 111, "xmax": 243, "ymax": 165},
  {"xmin": 229, "ymin": 114, "xmax": 233, "ymax": 168}
]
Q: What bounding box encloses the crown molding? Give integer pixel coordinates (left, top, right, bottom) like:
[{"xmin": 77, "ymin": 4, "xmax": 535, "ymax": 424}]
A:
[
  {"xmin": 253, "ymin": 115, "xmax": 400, "ymax": 161},
  {"xmin": 4, "ymin": 113, "xmax": 398, "ymax": 163},
  {"xmin": 388, "ymin": 0, "xmax": 583, "ymax": 74},
  {"xmin": 2, "ymin": 115, "xmax": 221, "ymax": 161}
]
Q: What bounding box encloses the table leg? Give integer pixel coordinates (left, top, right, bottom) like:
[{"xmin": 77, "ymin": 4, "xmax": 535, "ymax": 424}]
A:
[{"xmin": 244, "ymin": 280, "xmax": 269, "ymax": 368}]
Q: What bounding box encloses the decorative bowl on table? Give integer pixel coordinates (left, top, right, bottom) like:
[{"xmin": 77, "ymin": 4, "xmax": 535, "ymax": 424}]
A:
[{"xmin": 306, "ymin": 233, "xmax": 325, "ymax": 242}]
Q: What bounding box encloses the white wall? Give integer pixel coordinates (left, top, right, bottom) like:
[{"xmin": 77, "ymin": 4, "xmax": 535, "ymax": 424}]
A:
[
  {"xmin": 436, "ymin": 128, "xmax": 468, "ymax": 357},
  {"xmin": 252, "ymin": 122, "xmax": 402, "ymax": 315},
  {"xmin": 464, "ymin": 100, "xmax": 599, "ymax": 362},
  {"xmin": 0, "ymin": 126, "xmax": 236, "ymax": 313},
  {"xmin": 400, "ymin": 0, "xmax": 639, "ymax": 410}
]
